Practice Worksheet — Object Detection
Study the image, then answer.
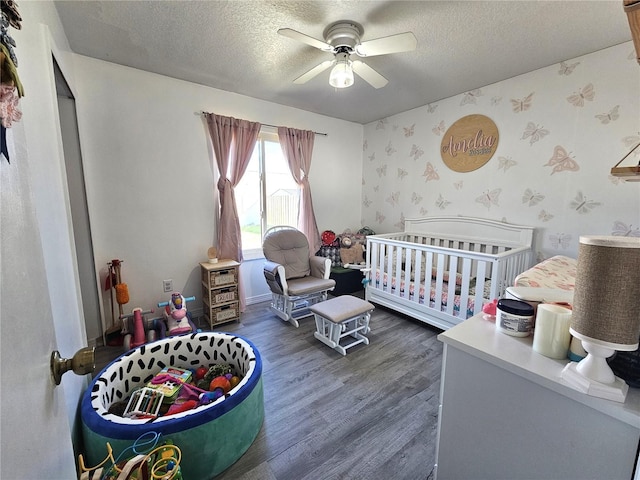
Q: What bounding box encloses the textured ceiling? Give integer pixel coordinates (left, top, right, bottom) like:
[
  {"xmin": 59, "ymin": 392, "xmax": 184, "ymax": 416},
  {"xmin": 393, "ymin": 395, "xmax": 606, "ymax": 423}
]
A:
[{"xmin": 54, "ymin": 1, "xmax": 633, "ymax": 124}]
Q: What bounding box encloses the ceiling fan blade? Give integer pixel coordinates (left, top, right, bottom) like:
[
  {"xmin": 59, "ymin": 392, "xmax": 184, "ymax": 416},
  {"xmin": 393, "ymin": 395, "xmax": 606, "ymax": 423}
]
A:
[
  {"xmin": 277, "ymin": 28, "xmax": 333, "ymax": 51},
  {"xmin": 355, "ymin": 32, "xmax": 417, "ymax": 57},
  {"xmin": 293, "ymin": 60, "xmax": 334, "ymax": 84},
  {"xmin": 352, "ymin": 61, "xmax": 388, "ymax": 89}
]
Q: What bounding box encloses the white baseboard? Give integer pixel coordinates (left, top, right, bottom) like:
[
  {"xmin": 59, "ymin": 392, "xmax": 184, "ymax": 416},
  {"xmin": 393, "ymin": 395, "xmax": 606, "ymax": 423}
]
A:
[
  {"xmin": 91, "ymin": 297, "xmax": 270, "ymax": 342},
  {"xmin": 189, "ymin": 306, "xmax": 204, "ymax": 319},
  {"xmin": 246, "ymin": 293, "xmax": 271, "ymax": 305}
]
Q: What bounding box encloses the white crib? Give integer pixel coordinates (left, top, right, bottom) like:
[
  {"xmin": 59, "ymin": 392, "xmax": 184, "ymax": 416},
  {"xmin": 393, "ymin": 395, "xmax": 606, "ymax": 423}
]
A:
[{"xmin": 365, "ymin": 216, "xmax": 534, "ymax": 330}]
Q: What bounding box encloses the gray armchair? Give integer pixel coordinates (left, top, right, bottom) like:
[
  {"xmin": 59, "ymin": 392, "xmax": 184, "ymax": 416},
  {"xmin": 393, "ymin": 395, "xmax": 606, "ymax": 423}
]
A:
[{"xmin": 263, "ymin": 226, "xmax": 335, "ymax": 327}]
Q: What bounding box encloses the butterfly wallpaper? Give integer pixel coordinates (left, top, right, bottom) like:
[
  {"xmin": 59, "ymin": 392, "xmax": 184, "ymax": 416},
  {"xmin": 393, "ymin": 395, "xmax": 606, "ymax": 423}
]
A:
[{"xmin": 361, "ymin": 42, "xmax": 639, "ymax": 260}]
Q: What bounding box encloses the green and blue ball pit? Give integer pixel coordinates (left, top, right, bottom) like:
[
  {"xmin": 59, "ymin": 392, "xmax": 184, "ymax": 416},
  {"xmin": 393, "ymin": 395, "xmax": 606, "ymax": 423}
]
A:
[{"xmin": 81, "ymin": 332, "xmax": 263, "ymax": 479}]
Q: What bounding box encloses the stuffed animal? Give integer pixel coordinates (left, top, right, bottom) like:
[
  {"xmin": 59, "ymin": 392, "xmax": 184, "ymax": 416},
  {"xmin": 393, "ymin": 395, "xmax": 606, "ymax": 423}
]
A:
[
  {"xmin": 164, "ymin": 292, "xmax": 192, "ymax": 336},
  {"xmin": 340, "ymin": 242, "xmax": 365, "ymax": 266}
]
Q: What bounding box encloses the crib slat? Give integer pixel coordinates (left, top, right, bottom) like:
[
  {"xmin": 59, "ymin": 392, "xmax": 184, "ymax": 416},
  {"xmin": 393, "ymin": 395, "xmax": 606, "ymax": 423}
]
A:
[
  {"xmin": 413, "ymin": 249, "xmax": 423, "ymax": 303},
  {"xmin": 394, "ymin": 246, "xmax": 404, "ymax": 297},
  {"xmin": 459, "ymin": 257, "xmax": 473, "ymax": 318},
  {"xmin": 378, "ymin": 241, "xmax": 386, "ymax": 291},
  {"xmin": 474, "ymin": 261, "xmax": 488, "ymax": 314},
  {"xmin": 434, "ymin": 254, "xmax": 445, "ymax": 311},
  {"xmin": 402, "ymin": 246, "xmax": 412, "ymax": 300},
  {"xmin": 446, "ymin": 255, "xmax": 458, "ymax": 316}
]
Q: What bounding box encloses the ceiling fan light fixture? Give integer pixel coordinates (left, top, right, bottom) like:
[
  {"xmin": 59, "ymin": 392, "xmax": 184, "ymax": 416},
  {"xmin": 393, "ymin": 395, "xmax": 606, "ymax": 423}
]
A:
[{"xmin": 329, "ymin": 53, "xmax": 354, "ymax": 88}]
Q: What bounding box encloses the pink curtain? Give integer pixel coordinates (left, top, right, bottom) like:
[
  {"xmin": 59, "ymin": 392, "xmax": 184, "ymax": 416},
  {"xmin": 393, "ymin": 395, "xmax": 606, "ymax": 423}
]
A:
[
  {"xmin": 277, "ymin": 127, "xmax": 321, "ymax": 254},
  {"xmin": 206, "ymin": 113, "xmax": 261, "ymax": 311}
]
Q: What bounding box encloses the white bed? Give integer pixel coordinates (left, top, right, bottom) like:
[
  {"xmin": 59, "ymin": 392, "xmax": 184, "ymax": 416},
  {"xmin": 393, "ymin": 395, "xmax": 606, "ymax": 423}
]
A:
[{"xmin": 365, "ymin": 216, "xmax": 535, "ymax": 330}]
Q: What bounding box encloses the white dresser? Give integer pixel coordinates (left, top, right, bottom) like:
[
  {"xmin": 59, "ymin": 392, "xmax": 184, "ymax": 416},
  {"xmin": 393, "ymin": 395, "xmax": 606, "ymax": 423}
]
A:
[{"xmin": 435, "ymin": 314, "xmax": 640, "ymax": 480}]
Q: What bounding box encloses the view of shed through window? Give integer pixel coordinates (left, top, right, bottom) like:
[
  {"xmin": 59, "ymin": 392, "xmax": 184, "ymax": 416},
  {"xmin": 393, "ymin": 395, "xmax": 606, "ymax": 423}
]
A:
[{"xmin": 235, "ymin": 131, "xmax": 300, "ymax": 256}]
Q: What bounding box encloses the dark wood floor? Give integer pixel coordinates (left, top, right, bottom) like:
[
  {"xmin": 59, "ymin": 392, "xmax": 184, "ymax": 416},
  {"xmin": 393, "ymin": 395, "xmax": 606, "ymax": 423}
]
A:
[{"xmin": 94, "ymin": 295, "xmax": 443, "ymax": 480}]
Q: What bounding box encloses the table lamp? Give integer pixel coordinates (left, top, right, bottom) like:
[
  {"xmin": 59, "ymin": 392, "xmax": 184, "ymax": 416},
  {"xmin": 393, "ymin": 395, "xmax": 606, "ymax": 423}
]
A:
[{"xmin": 562, "ymin": 235, "xmax": 640, "ymax": 403}]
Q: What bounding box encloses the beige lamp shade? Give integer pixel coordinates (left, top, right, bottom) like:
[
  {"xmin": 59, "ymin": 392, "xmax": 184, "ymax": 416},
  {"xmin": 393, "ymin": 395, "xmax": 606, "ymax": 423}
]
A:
[{"xmin": 570, "ymin": 236, "xmax": 640, "ymax": 348}]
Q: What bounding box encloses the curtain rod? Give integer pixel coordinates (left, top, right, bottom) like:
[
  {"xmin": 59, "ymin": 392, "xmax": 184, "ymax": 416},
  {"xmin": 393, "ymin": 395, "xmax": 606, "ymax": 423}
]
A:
[{"xmin": 199, "ymin": 111, "xmax": 327, "ymax": 137}]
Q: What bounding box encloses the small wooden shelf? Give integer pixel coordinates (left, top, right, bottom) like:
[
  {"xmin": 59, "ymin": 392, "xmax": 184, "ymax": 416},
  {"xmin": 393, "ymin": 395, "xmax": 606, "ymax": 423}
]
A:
[
  {"xmin": 611, "ymin": 141, "xmax": 640, "ymax": 182},
  {"xmin": 200, "ymin": 259, "xmax": 240, "ymax": 328}
]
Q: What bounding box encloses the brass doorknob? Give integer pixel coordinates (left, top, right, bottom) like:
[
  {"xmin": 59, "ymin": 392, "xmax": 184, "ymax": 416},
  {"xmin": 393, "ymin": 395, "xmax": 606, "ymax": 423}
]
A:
[{"xmin": 50, "ymin": 347, "xmax": 95, "ymax": 385}]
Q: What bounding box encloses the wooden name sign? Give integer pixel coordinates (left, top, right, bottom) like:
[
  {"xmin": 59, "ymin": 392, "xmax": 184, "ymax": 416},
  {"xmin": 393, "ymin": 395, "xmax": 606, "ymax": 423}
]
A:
[{"xmin": 441, "ymin": 114, "xmax": 499, "ymax": 173}]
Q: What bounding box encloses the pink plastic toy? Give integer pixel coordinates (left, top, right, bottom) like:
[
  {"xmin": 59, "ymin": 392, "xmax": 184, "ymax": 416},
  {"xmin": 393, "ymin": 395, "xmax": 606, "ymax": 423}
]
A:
[
  {"xmin": 482, "ymin": 298, "xmax": 498, "ymax": 322},
  {"xmin": 157, "ymin": 293, "xmax": 196, "ymax": 337},
  {"xmin": 121, "ymin": 307, "xmax": 154, "ymax": 351}
]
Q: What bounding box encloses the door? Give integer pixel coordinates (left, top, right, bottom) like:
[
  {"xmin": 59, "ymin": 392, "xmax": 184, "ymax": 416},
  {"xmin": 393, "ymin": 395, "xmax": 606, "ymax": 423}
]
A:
[{"xmin": 0, "ymin": 125, "xmax": 77, "ymax": 477}]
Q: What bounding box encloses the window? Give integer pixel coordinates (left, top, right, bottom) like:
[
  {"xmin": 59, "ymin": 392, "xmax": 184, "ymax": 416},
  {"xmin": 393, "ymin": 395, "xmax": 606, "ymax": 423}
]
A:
[{"xmin": 235, "ymin": 131, "xmax": 300, "ymax": 257}]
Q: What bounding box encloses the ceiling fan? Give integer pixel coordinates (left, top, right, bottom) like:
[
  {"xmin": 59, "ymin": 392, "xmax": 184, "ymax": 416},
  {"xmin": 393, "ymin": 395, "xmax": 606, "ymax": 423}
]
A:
[{"xmin": 278, "ymin": 20, "xmax": 417, "ymax": 89}]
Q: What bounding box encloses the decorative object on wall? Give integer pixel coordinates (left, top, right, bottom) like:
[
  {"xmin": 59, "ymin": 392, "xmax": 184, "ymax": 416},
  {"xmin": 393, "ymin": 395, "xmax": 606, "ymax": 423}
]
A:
[
  {"xmin": 569, "ymin": 191, "xmax": 601, "ymax": 214},
  {"xmin": 595, "ymin": 105, "xmax": 620, "ymax": 124},
  {"xmin": 566, "ymin": 83, "xmax": 595, "ymax": 107},
  {"xmin": 521, "ymin": 122, "xmax": 549, "ymax": 146},
  {"xmin": 0, "ymin": 0, "xmax": 24, "ymax": 164},
  {"xmin": 475, "ymin": 188, "xmax": 502, "ymax": 210},
  {"xmin": 435, "ymin": 194, "xmax": 451, "ymax": 210},
  {"xmin": 440, "ymin": 114, "xmax": 499, "ymax": 173},
  {"xmin": 510, "ymin": 92, "xmax": 534, "ymax": 112},
  {"xmin": 409, "ymin": 144, "xmax": 424, "ymax": 160},
  {"xmin": 544, "ymin": 145, "xmax": 580, "ymax": 175},
  {"xmin": 624, "ymin": 0, "xmax": 640, "ymax": 65},
  {"xmin": 422, "ymin": 162, "xmax": 439, "ymax": 181},
  {"xmin": 459, "ymin": 89, "xmax": 483, "ymax": 106},
  {"xmin": 432, "ymin": 120, "xmax": 445, "ymax": 136},
  {"xmin": 610, "ymin": 141, "xmax": 640, "ymax": 182},
  {"xmin": 612, "ymin": 220, "xmax": 640, "ymax": 237},
  {"xmin": 558, "ymin": 61, "xmax": 580, "ymax": 75},
  {"xmin": 278, "ymin": 20, "xmax": 417, "ymax": 89},
  {"xmin": 522, "ymin": 188, "xmax": 544, "ymax": 207},
  {"xmin": 403, "ymin": 123, "xmax": 415, "ymax": 137},
  {"xmin": 562, "ymin": 235, "xmax": 640, "ymax": 402}
]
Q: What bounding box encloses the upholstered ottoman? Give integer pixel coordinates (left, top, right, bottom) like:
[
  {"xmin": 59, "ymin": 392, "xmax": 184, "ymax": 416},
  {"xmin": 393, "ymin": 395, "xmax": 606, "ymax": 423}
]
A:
[{"xmin": 311, "ymin": 295, "xmax": 374, "ymax": 355}]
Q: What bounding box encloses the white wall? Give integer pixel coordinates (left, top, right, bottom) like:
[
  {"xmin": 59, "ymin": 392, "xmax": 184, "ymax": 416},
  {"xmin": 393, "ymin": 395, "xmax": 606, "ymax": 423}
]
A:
[
  {"xmin": 362, "ymin": 42, "xmax": 640, "ymax": 261},
  {"xmin": 72, "ymin": 55, "xmax": 363, "ymax": 336}
]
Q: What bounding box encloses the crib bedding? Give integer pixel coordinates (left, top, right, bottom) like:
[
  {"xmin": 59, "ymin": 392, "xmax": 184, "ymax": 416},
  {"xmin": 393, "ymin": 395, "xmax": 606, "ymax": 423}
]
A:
[{"xmin": 374, "ymin": 269, "xmax": 492, "ymax": 318}]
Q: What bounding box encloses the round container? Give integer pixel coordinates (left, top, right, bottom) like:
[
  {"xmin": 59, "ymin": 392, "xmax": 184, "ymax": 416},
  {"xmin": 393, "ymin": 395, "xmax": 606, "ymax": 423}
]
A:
[
  {"xmin": 81, "ymin": 332, "xmax": 264, "ymax": 480},
  {"xmin": 496, "ymin": 298, "xmax": 534, "ymax": 337},
  {"xmin": 532, "ymin": 303, "xmax": 572, "ymax": 359}
]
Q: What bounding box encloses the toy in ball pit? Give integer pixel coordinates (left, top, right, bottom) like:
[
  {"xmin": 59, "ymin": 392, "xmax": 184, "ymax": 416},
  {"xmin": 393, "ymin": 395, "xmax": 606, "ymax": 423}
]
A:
[
  {"xmin": 194, "ymin": 364, "xmax": 241, "ymax": 405},
  {"xmin": 178, "ymin": 363, "xmax": 242, "ymax": 410},
  {"xmin": 125, "ymin": 363, "xmax": 244, "ymax": 417}
]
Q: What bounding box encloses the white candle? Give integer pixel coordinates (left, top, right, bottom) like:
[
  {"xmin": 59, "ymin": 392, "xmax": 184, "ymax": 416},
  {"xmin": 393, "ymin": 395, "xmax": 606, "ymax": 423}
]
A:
[{"xmin": 533, "ymin": 304, "xmax": 572, "ymax": 359}]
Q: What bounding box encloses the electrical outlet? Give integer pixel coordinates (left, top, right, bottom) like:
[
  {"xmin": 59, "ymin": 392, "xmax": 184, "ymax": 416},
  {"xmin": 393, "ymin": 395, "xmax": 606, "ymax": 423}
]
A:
[{"xmin": 163, "ymin": 279, "xmax": 173, "ymax": 293}]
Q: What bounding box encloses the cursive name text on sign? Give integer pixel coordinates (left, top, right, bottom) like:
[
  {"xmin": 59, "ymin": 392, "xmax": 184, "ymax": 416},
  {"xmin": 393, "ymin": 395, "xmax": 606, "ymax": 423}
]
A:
[{"xmin": 440, "ymin": 115, "xmax": 499, "ymax": 172}]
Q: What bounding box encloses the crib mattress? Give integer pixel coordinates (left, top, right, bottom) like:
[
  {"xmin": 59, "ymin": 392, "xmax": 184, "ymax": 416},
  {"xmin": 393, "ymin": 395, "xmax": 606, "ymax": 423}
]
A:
[
  {"xmin": 374, "ymin": 271, "xmax": 491, "ymax": 319},
  {"xmin": 514, "ymin": 255, "xmax": 577, "ymax": 290}
]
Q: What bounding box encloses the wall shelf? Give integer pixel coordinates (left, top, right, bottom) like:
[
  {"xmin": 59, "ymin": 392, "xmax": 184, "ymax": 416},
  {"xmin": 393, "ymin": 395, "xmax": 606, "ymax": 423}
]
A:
[{"xmin": 611, "ymin": 142, "xmax": 640, "ymax": 182}]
